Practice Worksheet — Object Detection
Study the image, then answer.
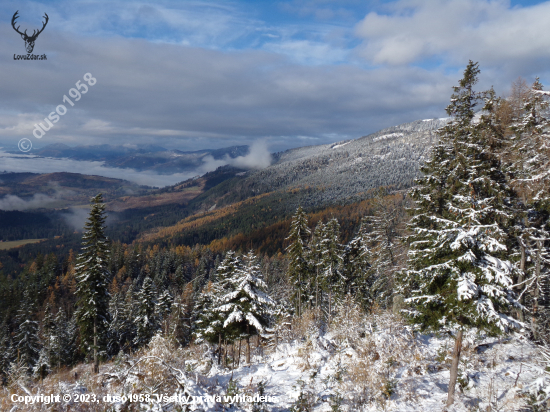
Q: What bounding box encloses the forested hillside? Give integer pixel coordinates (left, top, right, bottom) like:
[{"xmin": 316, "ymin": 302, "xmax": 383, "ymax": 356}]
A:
[{"xmin": 1, "ymin": 64, "xmax": 550, "ymax": 411}]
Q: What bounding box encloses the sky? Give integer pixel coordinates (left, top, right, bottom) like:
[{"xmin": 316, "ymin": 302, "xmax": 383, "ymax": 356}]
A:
[{"xmin": 1, "ymin": 0, "xmax": 550, "ymax": 157}]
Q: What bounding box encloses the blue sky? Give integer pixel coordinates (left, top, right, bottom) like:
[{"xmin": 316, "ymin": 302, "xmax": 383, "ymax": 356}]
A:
[{"xmin": 1, "ymin": 0, "xmax": 550, "ymax": 159}]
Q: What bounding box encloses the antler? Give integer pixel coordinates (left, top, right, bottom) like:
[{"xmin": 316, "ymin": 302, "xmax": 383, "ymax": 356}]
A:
[
  {"xmin": 11, "ymin": 11, "xmax": 26, "ymax": 37},
  {"xmin": 32, "ymin": 13, "xmax": 49, "ymax": 38},
  {"xmin": 11, "ymin": 11, "xmax": 49, "ymax": 39}
]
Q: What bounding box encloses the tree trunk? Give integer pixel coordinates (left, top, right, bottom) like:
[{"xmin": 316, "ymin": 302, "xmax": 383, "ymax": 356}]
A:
[
  {"xmin": 316, "ymin": 268, "xmax": 319, "ymax": 310},
  {"xmin": 237, "ymin": 340, "xmax": 241, "ymax": 368},
  {"xmin": 93, "ymin": 319, "xmax": 99, "ymax": 374},
  {"xmin": 532, "ymin": 240, "xmax": 542, "ymax": 340},
  {"xmin": 446, "ymin": 329, "xmax": 463, "ymax": 407},
  {"xmin": 517, "ymin": 238, "xmax": 526, "ymax": 322},
  {"xmin": 298, "ymin": 273, "xmax": 301, "ymax": 317},
  {"xmin": 218, "ymin": 333, "xmax": 222, "ymax": 365},
  {"xmin": 246, "ymin": 325, "xmax": 251, "ymax": 364},
  {"xmin": 328, "ymin": 291, "xmax": 332, "ymax": 324}
]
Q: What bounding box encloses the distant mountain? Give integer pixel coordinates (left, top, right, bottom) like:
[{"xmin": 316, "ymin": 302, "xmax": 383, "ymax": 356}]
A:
[
  {"xmin": 0, "ymin": 118, "xmax": 449, "ymax": 274},
  {"xmin": 33, "ymin": 143, "xmax": 168, "ymax": 160},
  {"xmin": 189, "ymin": 118, "xmax": 448, "ymax": 211},
  {"xmin": 133, "ymin": 118, "xmax": 449, "ymax": 245},
  {"xmin": 30, "ymin": 143, "xmax": 250, "ymax": 174},
  {"xmin": 0, "ymin": 171, "xmax": 150, "ymax": 207}
]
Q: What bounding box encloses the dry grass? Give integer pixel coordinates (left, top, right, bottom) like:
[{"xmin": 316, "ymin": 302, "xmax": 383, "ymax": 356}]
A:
[{"xmin": 0, "ymin": 239, "xmax": 45, "ymax": 250}]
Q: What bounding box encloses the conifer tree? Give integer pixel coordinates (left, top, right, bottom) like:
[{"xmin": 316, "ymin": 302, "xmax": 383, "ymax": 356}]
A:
[
  {"xmin": 107, "ymin": 292, "xmax": 125, "ymax": 355},
  {"xmin": 286, "ymin": 207, "xmax": 311, "ymax": 316},
  {"xmin": 309, "ymin": 221, "xmax": 326, "ymax": 309},
  {"xmin": 35, "ymin": 303, "xmax": 55, "ymax": 378},
  {"xmin": 194, "ymin": 251, "xmax": 241, "ymax": 347},
  {"xmin": 0, "ymin": 319, "xmax": 13, "ymax": 379},
  {"xmin": 52, "ymin": 308, "xmax": 77, "ymax": 368},
  {"xmin": 363, "ymin": 191, "xmax": 406, "ymax": 309},
  {"xmin": 193, "ymin": 281, "xmax": 219, "ymax": 341},
  {"xmin": 33, "ymin": 348, "xmax": 50, "ymax": 380},
  {"xmin": 167, "ymin": 290, "xmax": 192, "ymax": 345},
  {"xmin": 14, "ymin": 290, "xmax": 40, "ymax": 374},
  {"xmin": 217, "ymin": 251, "xmax": 275, "ymax": 364},
  {"xmin": 342, "ymin": 217, "xmax": 374, "ymax": 309},
  {"xmin": 156, "ymin": 289, "xmax": 173, "ymax": 335},
  {"xmin": 399, "ymin": 61, "xmax": 521, "ymax": 407},
  {"xmin": 508, "ymin": 79, "xmax": 550, "ymax": 339},
  {"xmin": 133, "ymin": 276, "xmax": 160, "ymax": 347},
  {"xmin": 319, "ymin": 218, "xmax": 344, "ymax": 317},
  {"xmin": 74, "ymin": 193, "xmax": 111, "ymax": 374}
]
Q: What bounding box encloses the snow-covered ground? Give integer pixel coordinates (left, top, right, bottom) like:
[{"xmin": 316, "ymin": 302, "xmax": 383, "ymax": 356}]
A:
[{"xmin": 3, "ymin": 308, "xmax": 543, "ymax": 411}]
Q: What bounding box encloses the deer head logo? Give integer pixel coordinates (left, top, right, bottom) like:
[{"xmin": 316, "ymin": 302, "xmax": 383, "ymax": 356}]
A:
[{"xmin": 12, "ymin": 11, "xmax": 49, "ymax": 54}]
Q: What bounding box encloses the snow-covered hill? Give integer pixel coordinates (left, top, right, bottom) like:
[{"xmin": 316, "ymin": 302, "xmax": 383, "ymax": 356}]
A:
[
  {"xmin": 239, "ymin": 118, "xmax": 448, "ymax": 206},
  {"xmin": 5, "ymin": 306, "xmax": 542, "ymax": 412}
]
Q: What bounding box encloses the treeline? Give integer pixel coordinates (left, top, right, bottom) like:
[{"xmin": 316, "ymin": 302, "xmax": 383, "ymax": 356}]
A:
[{"xmin": 0, "ymin": 187, "xmax": 406, "ymax": 381}]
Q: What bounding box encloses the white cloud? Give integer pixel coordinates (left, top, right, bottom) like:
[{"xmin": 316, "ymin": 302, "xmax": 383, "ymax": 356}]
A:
[
  {"xmin": 0, "ymin": 140, "xmax": 272, "ymax": 188},
  {"xmin": 0, "ymin": 151, "xmax": 197, "ymax": 187},
  {"xmin": 263, "ymin": 39, "xmax": 348, "ymax": 65},
  {"xmin": 229, "ymin": 140, "xmax": 272, "ymax": 169},
  {"xmin": 61, "ymin": 208, "xmax": 91, "ymax": 231},
  {"xmin": 0, "ymin": 193, "xmax": 59, "ymax": 211},
  {"xmin": 355, "ymin": 0, "xmax": 550, "ymax": 66}
]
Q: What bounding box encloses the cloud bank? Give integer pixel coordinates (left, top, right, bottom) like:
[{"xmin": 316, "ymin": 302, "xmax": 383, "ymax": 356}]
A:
[
  {"xmin": 1, "ymin": 0, "xmax": 549, "ymax": 157},
  {"xmin": 0, "ymin": 193, "xmax": 59, "ymax": 211}
]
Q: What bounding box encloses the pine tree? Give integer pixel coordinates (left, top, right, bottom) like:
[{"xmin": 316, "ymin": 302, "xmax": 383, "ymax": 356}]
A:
[
  {"xmin": 33, "ymin": 348, "xmax": 50, "ymax": 380},
  {"xmin": 342, "ymin": 217, "xmax": 374, "ymax": 310},
  {"xmin": 133, "ymin": 276, "xmax": 160, "ymax": 347},
  {"xmin": 0, "ymin": 319, "xmax": 14, "ymax": 379},
  {"xmin": 107, "ymin": 292, "xmax": 125, "ymax": 355},
  {"xmin": 156, "ymin": 289, "xmax": 173, "ymax": 335},
  {"xmin": 193, "ymin": 281, "xmax": 219, "ymax": 343},
  {"xmin": 316, "ymin": 218, "xmax": 344, "ymax": 319},
  {"xmin": 399, "ymin": 61, "xmax": 521, "ymax": 407},
  {"xmin": 309, "ymin": 221, "xmax": 326, "ymax": 310},
  {"xmin": 194, "ymin": 251, "xmax": 241, "ymax": 365},
  {"xmin": 508, "ymin": 79, "xmax": 550, "ymax": 340},
  {"xmin": 14, "ymin": 290, "xmax": 40, "ymax": 374},
  {"xmin": 35, "ymin": 303, "xmax": 55, "ymax": 378},
  {"xmin": 167, "ymin": 289, "xmax": 192, "ymax": 346},
  {"xmin": 74, "ymin": 193, "xmax": 111, "ymax": 373},
  {"xmin": 286, "ymin": 207, "xmax": 312, "ymax": 316},
  {"xmin": 363, "ymin": 190, "xmax": 406, "ymax": 309},
  {"xmin": 51, "ymin": 308, "xmax": 77, "ymax": 369},
  {"xmin": 217, "ymin": 251, "xmax": 275, "ymax": 364}
]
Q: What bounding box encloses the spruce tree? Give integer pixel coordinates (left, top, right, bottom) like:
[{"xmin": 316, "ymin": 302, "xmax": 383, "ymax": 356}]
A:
[
  {"xmin": 52, "ymin": 308, "xmax": 77, "ymax": 368},
  {"xmin": 342, "ymin": 217, "xmax": 374, "ymax": 310},
  {"xmin": 316, "ymin": 218, "xmax": 344, "ymax": 319},
  {"xmin": 508, "ymin": 79, "xmax": 550, "ymax": 339},
  {"xmin": 74, "ymin": 193, "xmax": 111, "ymax": 373},
  {"xmin": 194, "ymin": 251, "xmax": 242, "ymax": 366},
  {"xmin": 309, "ymin": 221, "xmax": 326, "ymax": 310},
  {"xmin": 286, "ymin": 207, "xmax": 311, "ymax": 316},
  {"xmin": 399, "ymin": 61, "xmax": 521, "ymax": 407},
  {"xmin": 107, "ymin": 292, "xmax": 125, "ymax": 355},
  {"xmin": 217, "ymin": 251, "xmax": 275, "ymax": 364},
  {"xmin": 33, "ymin": 348, "xmax": 50, "ymax": 380},
  {"xmin": 363, "ymin": 191, "xmax": 406, "ymax": 309},
  {"xmin": 167, "ymin": 291, "xmax": 192, "ymax": 345},
  {"xmin": 14, "ymin": 290, "xmax": 40, "ymax": 374},
  {"xmin": 35, "ymin": 303, "xmax": 55, "ymax": 378},
  {"xmin": 193, "ymin": 281, "xmax": 220, "ymax": 344},
  {"xmin": 156, "ymin": 289, "xmax": 173, "ymax": 335},
  {"xmin": 0, "ymin": 319, "xmax": 13, "ymax": 379},
  {"xmin": 133, "ymin": 276, "xmax": 160, "ymax": 347}
]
